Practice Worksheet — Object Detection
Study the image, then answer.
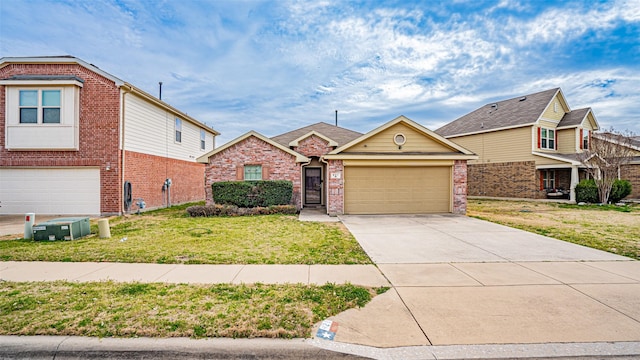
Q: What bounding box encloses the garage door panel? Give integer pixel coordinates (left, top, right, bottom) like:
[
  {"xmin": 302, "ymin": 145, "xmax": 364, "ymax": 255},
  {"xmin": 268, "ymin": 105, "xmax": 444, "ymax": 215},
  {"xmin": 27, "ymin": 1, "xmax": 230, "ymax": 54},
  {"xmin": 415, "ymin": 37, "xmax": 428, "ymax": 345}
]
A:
[
  {"xmin": 0, "ymin": 168, "xmax": 100, "ymax": 215},
  {"xmin": 345, "ymin": 166, "xmax": 451, "ymax": 214}
]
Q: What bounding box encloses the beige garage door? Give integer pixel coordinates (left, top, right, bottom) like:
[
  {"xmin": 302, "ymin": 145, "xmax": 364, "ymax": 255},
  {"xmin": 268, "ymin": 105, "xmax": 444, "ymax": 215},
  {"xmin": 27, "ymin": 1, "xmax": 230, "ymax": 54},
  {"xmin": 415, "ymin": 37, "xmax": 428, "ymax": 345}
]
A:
[
  {"xmin": 344, "ymin": 166, "xmax": 451, "ymax": 214},
  {"xmin": 0, "ymin": 168, "xmax": 101, "ymax": 215}
]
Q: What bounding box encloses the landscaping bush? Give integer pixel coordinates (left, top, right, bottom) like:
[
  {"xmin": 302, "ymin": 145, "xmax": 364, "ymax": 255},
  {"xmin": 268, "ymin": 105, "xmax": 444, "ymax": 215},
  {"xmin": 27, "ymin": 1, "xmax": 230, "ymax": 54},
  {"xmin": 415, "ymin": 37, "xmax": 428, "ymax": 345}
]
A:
[
  {"xmin": 575, "ymin": 178, "xmax": 632, "ymax": 203},
  {"xmin": 212, "ymin": 180, "xmax": 293, "ymax": 207},
  {"xmin": 575, "ymin": 179, "xmax": 598, "ymax": 203},
  {"xmin": 186, "ymin": 204, "xmax": 298, "ymax": 217},
  {"xmin": 610, "ymin": 179, "xmax": 632, "ymax": 203}
]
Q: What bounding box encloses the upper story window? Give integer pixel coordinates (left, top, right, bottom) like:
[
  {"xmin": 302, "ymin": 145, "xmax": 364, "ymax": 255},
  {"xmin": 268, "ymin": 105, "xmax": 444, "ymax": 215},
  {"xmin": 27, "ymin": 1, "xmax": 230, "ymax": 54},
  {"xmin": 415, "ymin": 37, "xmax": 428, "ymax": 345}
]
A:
[
  {"xmin": 175, "ymin": 118, "xmax": 182, "ymax": 143},
  {"xmin": 200, "ymin": 129, "xmax": 206, "ymax": 150},
  {"xmin": 540, "ymin": 127, "xmax": 555, "ymax": 150},
  {"xmin": 0, "ymin": 76, "xmax": 83, "ymax": 151},
  {"xmin": 582, "ymin": 129, "xmax": 590, "ymax": 150},
  {"xmin": 244, "ymin": 165, "xmax": 262, "ymax": 181},
  {"xmin": 19, "ymin": 89, "xmax": 61, "ymax": 124}
]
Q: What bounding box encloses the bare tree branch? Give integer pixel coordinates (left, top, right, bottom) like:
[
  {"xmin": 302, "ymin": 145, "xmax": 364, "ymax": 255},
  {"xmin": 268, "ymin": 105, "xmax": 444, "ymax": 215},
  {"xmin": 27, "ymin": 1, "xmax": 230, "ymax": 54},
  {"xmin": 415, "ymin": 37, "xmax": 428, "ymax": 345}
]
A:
[{"xmin": 576, "ymin": 128, "xmax": 637, "ymax": 203}]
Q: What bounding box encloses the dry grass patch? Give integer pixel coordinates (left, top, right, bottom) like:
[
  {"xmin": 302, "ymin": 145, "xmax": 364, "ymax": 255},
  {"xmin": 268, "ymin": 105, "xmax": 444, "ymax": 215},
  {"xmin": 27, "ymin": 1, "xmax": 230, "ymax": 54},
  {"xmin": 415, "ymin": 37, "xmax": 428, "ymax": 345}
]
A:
[
  {"xmin": 0, "ymin": 281, "xmax": 386, "ymax": 338},
  {"xmin": 0, "ymin": 203, "xmax": 370, "ymax": 264},
  {"xmin": 468, "ymin": 199, "xmax": 640, "ymax": 259}
]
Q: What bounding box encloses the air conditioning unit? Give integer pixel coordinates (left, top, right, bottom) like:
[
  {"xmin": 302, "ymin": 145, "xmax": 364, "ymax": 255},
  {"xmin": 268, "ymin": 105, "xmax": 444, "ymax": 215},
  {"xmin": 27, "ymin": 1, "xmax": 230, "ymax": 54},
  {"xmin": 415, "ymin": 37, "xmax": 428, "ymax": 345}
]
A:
[{"xmin": 33, "ymin": 217, "xmax": 91, "ymax": 241}]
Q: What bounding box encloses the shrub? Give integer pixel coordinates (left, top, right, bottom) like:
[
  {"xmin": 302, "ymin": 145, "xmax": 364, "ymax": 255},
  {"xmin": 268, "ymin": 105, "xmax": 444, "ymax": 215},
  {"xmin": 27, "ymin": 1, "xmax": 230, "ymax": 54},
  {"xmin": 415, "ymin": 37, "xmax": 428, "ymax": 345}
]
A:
[
  {"xmin": 212, "ymin": 181, "xmax": 293, "ymax": 207},
  {"xmin": 610, "ymin": 179, "xmax": 632, "ymax": 203},
  {"xmin": 186, "ymin": 204, "xmax": 298, "ymax": 217},
  {"xmin": 575, "ymin": 179, "xmax": 598, "ymax": 203}
]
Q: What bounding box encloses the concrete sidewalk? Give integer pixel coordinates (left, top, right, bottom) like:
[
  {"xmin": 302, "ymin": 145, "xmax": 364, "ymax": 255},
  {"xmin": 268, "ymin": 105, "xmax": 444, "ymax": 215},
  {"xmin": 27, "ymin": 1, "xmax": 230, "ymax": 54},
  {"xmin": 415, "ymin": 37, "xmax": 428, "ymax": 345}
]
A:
[{"xmin": 0, "ymin": 261, "xmax": 389, "ymax": 287}]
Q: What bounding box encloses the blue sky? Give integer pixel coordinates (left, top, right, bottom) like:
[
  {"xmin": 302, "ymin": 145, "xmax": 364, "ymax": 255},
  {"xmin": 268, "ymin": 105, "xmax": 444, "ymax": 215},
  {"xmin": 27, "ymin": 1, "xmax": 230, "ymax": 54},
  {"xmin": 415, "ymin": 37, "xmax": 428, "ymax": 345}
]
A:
[{"xmin": 1, "ymin": 0, "xmax": 639, "ymax": 144}]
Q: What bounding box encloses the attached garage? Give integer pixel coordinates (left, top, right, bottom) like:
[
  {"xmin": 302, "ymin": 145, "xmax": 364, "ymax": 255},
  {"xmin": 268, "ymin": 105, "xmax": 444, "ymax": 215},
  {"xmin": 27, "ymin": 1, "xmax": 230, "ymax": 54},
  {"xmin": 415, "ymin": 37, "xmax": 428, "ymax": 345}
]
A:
[
  {"xmin": 0, "ymin": 168, "xmax": 100, "ymax": 215},
  {"xmin": 324, "ymin": 116, "xmax": 477, "ymax": 215},
  {"xmin": 344, "ymin": 166, "xmax": 451, "ymax": 214}
]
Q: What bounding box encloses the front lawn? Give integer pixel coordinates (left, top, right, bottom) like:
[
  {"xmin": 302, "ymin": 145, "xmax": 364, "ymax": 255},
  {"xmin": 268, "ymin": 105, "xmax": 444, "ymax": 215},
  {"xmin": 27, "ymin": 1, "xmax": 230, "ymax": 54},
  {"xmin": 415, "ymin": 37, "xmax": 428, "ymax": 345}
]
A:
[
  {"xmin": 0, "ymin": 204, "xmax": 371, "ymax": 264},
  {"xmin": 0, "ymin": 281, "xmax": 386, "ymax": 338},
  {"xmin": 468, "ymin": 199, "xmax": 640, "ymax": 260}
]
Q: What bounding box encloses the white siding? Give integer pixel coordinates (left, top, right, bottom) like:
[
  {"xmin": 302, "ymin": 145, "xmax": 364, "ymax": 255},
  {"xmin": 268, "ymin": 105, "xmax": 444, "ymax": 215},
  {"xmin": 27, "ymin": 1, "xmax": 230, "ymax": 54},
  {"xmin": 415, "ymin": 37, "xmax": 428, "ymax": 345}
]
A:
[{"xmin": 123, "ymin": 94, "xmax": 215, "ymax": 161}]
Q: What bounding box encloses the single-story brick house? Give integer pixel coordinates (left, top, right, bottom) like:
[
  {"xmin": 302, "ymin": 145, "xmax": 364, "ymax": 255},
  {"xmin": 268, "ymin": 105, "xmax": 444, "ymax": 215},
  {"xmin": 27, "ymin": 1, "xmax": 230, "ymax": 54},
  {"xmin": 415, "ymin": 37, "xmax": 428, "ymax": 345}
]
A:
[{"xmin": 198, "ymin": 116, "xmax": 477, "ymax": 215}]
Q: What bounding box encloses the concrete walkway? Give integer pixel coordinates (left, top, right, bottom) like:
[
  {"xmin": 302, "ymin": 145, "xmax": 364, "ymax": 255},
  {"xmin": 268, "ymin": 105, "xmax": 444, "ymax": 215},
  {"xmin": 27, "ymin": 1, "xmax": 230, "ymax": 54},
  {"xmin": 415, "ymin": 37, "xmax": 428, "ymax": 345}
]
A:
[{"xmin": 0, "ymin": 261, "xmax": 388, "ymax": 287}]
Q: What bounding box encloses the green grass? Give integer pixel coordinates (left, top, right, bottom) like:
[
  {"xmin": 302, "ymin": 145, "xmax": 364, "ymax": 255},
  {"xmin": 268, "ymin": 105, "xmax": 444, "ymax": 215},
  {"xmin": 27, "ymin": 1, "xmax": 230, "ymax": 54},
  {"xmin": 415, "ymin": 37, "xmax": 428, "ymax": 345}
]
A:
[
  {"xmin": 0, "ymin": 281, "xmax": 386, "ymax": 338},
  {"xmin": 468, "ymin": 200, "xmax": 640, "ymax": 260},
  {"xmin": 0, "ymin": 203, "xmax": 371, "ymax": 264}
]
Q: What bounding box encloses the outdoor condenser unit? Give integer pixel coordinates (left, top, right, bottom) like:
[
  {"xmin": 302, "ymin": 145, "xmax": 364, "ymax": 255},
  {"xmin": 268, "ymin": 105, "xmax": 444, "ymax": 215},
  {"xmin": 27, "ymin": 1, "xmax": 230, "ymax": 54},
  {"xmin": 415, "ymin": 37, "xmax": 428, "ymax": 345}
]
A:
[{"xmin": 32, "ymin": 217, "xmax": 91, "ymax": 241}]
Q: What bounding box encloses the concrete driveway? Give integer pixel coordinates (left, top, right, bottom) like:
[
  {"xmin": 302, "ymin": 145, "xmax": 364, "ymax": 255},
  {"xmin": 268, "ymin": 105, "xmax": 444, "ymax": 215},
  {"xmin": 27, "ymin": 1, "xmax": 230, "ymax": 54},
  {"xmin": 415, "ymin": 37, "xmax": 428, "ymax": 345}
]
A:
[
  {"xmin": 340, "ymin": 214, "xmax": 628, "ymax": 263},
  {"xmin": 322, "ymin": 214, "xmax": 640, "ymax": 351}
]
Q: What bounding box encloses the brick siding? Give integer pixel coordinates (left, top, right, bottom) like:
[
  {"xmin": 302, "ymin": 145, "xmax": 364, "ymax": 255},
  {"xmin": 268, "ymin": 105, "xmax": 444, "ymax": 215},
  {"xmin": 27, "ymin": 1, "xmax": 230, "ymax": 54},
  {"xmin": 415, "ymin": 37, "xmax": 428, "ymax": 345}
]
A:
[
  {"xmin": 452, "ymin": 160, "xmax": 468, "ymax": 214},
  {"xmin": 293, "ymin": 135, "xmax": 333, "ymax": 158},
  {"xmin": 0, "ymin": 63, "xmax": 121, "ymax": 214},
  {"xmin": 204, "ymin": 136, "xmax": 302, "ymax": 207},
  {"xmin": 621, "ymin": 164, "xmax": 640, "ymax": 199},
  {"xmin": 467, "ymin": 161, "xmax": 543, "ymax": 199},
  {"xmin": 125, "ymin": 151, "xmax": 205, "ymax": 211},
  {"xmin": 326, "ymin": 160, "xmax": 344, "ymax": 215}
]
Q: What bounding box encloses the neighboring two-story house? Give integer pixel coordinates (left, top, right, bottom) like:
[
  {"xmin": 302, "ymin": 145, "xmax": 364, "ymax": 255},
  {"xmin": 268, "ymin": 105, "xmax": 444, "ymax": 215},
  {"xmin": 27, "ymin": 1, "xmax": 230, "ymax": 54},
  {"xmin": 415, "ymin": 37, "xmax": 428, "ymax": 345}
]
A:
[
  {"xmin": 0, "ymin": 56, "xmax": 219, "ymax": 215},
  {"xmin": 436, "ymin": 88, "xmax": 599, "ymax": 202},
  {"xmin": 199, "ymin": 116, "xmax": 477, "ymax": 215}
]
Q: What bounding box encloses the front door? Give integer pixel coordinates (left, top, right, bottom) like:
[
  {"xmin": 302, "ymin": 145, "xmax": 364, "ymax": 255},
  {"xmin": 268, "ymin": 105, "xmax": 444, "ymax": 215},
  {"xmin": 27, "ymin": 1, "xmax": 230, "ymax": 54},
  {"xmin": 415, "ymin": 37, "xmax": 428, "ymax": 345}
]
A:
[{"xmin": 304, "ymin": 167, "xmax": 322, "ymax": 205}]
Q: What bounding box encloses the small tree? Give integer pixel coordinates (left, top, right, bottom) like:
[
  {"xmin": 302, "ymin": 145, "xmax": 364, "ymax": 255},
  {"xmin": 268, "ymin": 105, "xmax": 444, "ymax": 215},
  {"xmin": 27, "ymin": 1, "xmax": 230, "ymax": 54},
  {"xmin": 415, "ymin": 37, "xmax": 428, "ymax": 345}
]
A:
[{"xmin": 577, "ymin": 129, "xmax": 636, "ymax": 203}]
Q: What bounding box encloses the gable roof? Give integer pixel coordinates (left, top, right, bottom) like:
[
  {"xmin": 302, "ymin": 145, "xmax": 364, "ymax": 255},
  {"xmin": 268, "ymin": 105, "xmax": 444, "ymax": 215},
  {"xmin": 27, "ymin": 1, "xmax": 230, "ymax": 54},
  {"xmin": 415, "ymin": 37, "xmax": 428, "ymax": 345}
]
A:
[
  {"xmin": 557, "ymin": 107, "xmax": 599, "ymax": 131},
  {"xmin": 288, "ymin": 131, "xmax": 339, "ymax": 147},
  {"xmin": 0, "ymin": 56, "xmax": 219, "ymax": 136},
  {"xmin": 196, "ymin": 131, "xmax": 310, "ymax": 163},
  {"xmin": 271, "ymin": 122, "xmax": 362, "ymax": 147},
  {"xmin": 436, "ymin": 88, "xmax": 560, "ymax": 137},
  {"xmin": 325, "ymin": 115, "xmax": 476, "ymax": 159}
]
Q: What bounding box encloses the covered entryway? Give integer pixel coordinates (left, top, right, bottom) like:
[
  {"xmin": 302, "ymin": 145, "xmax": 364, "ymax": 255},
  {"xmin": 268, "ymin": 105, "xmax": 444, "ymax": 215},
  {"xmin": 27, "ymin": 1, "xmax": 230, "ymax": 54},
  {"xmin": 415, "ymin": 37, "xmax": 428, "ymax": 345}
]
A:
[
  {"xmin": 304, "ymin": 167, "xmax": 322, "ymax": 205},
  {"xmin": 344, "ymin": 166, "xmax": 451, "ymax": 214},
  {"xmin": 0, "ymin": 168, "xmax": 101, "ymax": 215}
]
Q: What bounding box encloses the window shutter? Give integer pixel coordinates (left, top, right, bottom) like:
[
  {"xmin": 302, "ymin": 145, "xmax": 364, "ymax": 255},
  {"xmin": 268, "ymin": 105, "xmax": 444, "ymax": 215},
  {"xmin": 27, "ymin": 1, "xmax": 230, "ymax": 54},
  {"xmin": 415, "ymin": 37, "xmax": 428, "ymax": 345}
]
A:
[
  {"xmin": 262, "ymin": 165, "xmax": 269, "ymax": 180},
  {"xmin": 537, "ymin": 128, "xmax": 541, "ymax": 148},
  {"xmin": 554, "ymin": 130, "xmax": 558, "ymax": 150},
  {"xmin": 540, "ymin": 171, "xmax": 544, "ymax": 190},
  {"xmin": 588, "ymin": 130, "xmax": 591, "ymax": 150},
  {"xmin": 579, "ymin": 129, "xmax": 583, "ymax": 149},
  {"xmin": 236, "ymin": 165, "xmax": 244, "ymax": 180}
]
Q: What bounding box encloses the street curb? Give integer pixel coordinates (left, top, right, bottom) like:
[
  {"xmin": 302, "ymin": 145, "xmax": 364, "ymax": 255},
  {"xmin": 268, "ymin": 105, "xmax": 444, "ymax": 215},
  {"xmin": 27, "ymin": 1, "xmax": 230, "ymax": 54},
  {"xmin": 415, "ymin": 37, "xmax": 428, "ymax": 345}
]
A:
[
  {"xmin": 311, "ymin": 338, "xmax": 640, "ymax": 359},
  {"xmin": 0, "ymin": 336, "xmax": 366, "ymax": 359}
]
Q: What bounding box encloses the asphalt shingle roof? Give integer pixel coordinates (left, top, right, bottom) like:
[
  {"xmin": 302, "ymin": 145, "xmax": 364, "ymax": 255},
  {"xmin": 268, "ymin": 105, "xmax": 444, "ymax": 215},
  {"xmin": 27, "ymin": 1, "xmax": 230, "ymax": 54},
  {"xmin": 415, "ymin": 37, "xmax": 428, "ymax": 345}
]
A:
[
  {"xmin": 271, "ymin": 122, "xmax": 363, "ymax": 147},
  {"xmin": 558, "ymin": 108, "xmax": 590, "ymax": 128},
  {"xmin": 435, "ymin": 88, "xmax": 560, "ymax": 137}
]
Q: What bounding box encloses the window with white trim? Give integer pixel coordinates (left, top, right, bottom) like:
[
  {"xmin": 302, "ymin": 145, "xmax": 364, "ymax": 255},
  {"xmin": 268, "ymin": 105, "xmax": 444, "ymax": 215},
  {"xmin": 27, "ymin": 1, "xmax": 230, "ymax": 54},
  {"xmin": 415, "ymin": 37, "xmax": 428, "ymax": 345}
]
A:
[
  {"xmin": 244, "ymin": 165, "xmax": 262, "ymax": 181},
  {"xmin": 1, "ymin": 80, "xmax": 81, "ymax": 151},
  {"xmin": 18, "ymin": 89, "xmax": 61, "ymax": 124},
  {"xmin": 543, "ymin": 170, "xmax": 555, "ymax": 190},
  {"xmin": 540, "ymin": 128, "xmax": 555, "ymax": 150},
  {"xmin": 175, "ymin": 118, "xmax": 182, "ymax": 143},
  {"xmin": 200, "ymin": 129, "xmax": 206, "ymax": 150}
]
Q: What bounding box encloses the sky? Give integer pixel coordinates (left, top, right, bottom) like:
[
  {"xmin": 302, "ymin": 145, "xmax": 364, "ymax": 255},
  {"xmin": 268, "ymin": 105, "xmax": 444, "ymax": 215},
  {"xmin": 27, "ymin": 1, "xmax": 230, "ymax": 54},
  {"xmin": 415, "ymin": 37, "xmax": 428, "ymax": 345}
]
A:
[{"xmin": 1, "ymin": 0, "xmax": 639, "ymax": 145}]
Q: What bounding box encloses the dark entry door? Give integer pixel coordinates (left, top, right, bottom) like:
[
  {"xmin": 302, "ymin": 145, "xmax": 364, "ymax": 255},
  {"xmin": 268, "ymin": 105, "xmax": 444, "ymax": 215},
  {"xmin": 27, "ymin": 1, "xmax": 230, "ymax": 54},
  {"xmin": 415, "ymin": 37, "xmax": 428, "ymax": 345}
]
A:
[{"xmin": 305, "ymin": 168, "xmax": 322, "ymax": 205}]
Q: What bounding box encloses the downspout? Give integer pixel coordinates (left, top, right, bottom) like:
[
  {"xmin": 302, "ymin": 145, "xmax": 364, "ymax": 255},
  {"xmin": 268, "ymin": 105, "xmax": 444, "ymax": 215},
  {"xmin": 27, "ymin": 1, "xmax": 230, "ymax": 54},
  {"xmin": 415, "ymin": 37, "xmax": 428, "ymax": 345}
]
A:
[
  {"xmin": 120, "ymin": 85, "xmax": 132, "ymax": 215},
  {"xmin": 320, "ymin": 156, "xmax": 330, "ymax": 214},
  {"xmin": 299, "ymin": 158, "xmax": 311, "ymax": 210}
]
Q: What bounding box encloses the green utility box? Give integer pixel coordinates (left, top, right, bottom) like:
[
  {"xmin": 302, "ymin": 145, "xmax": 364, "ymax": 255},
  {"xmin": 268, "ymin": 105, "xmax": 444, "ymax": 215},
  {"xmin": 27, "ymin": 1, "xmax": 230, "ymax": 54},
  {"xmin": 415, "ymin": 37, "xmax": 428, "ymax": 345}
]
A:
[{"xmin": 33, "ymin": 217, "xmax": 91, "ymax": 241}]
